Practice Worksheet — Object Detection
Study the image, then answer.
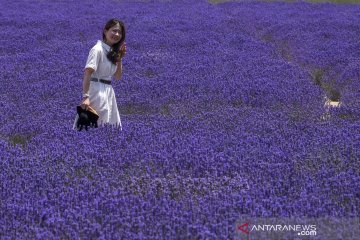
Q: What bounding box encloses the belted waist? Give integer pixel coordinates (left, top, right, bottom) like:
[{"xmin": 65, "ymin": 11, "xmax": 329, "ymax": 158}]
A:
[{"xmin": 90, "ymin": 78, "xmax": 111, "ymax": 85}]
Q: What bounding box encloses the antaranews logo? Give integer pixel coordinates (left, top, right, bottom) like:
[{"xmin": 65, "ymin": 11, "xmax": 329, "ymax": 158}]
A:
[
  {"xmin": 237, "ymin": 222, "xmax": 250, "ymax": 235},
  {"xmin": 235, "ymin": 221, "xmax": 317, "ymax": 239},
  {"xmin": 236, "ymin": 217, "xmax": 360, "ymax": 240}
]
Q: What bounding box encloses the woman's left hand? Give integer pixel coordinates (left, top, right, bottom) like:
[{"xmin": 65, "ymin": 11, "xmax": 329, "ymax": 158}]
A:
[{"xmin": 118, "ymin": 42, "xmax": 126, "ymax": 59}]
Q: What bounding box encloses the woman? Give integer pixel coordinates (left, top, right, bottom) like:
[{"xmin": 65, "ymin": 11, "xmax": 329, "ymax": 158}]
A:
[{"xmin": 73, "ymin": 19, "xmax": 126, "ymax": 130}]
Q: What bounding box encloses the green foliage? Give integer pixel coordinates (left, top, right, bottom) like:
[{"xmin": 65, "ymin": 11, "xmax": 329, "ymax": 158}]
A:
[
  {"xmin": 7, "ymin": 134, "xmax": 33, "ymax": 147},
  {"xmin": 311, "ymin": 69, "xmax": 343, "ymax": 102}
]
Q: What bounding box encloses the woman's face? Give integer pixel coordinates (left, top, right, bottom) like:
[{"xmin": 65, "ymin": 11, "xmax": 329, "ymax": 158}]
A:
[{"xmin": 104, "ymin": 23, "xmax": 122, "ymax": 46}]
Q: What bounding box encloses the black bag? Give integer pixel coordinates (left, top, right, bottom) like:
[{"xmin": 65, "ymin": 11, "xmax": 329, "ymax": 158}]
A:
[{"xmin": 76, "ymin": 106, "xmax": 99, "ymax": 131}]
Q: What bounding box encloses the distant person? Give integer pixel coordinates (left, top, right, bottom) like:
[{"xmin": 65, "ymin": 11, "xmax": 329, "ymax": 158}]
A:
[{"xmin": 73, "ymin": 19, "xmax": 126, "ymax": 130}]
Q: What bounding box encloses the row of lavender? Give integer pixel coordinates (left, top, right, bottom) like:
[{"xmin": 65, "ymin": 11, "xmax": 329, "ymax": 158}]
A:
[{"xmin": 1, "ymin": 0, "xmax": 359, "ymax": 239}]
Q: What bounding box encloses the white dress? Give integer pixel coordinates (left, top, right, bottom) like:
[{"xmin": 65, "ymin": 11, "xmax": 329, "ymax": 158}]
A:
[{"xmin": 73, "ymin": 40, "xmax": 122, "ymax": 130}]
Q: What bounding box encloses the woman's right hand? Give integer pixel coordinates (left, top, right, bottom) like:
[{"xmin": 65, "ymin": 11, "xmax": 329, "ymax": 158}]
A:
[
  {"xmin": 81, "ymin": 69, "xmax": 93, "ymax": 109},
  {"xmin": 81, "ymin": 97, "xmax": 90, "ymax": 109}
]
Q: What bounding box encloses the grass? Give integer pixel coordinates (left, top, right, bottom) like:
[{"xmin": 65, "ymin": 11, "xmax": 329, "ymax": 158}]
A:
[
  {"xmin": 7, "ymin": 134, "xmax": 34, "ymax": 148},
  {"xmin": 208, "ymin": 0, "xmax": 360, "ymax": 4},
  {"xmin": 308, "ymin": 0, "xmax": 360, "ymax": 3}
]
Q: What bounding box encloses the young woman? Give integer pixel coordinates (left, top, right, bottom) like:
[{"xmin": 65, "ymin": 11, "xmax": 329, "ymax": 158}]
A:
[{"xmin": 73, "ymin": 19, "xmax": 126, "ymax": 130}]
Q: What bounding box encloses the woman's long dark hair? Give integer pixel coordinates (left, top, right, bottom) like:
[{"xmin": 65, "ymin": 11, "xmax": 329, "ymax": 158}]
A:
[{"xmin": 102, "ymin": 19, "xmax": 126, "ymax": 64}]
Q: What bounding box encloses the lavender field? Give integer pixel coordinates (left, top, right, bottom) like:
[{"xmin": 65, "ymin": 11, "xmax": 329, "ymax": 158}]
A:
[{"xmin": 1, "ymin": 0, "xmax": 360, "ymax": 239}]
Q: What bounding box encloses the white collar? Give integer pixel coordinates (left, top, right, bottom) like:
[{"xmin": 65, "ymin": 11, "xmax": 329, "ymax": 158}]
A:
[{"xmin": 98, "ymin": 40, "xmax": 111, "ymax": 51}]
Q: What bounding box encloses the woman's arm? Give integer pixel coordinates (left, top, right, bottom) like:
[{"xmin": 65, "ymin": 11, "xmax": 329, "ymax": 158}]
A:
[
  {"xmin": 83, "ymin": 68, "xmax": 94, "ymax": 95},
  {"xmin": 113, "ymin": 43, "xmax": 126, "ymax": 81},
  {"xmin": 113, "ymin": 59, "xmax": 123, "ymax": 81},
  {"xmin": 80, "ymin": 68, "xmax": 94, "ymax": 108}
]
